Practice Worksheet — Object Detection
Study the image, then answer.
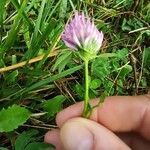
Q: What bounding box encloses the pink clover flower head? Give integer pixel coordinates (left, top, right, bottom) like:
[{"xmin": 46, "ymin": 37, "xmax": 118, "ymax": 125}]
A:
[{"xmin": 62, "ymin": 12, "xmax": 104, "ymax": 59}]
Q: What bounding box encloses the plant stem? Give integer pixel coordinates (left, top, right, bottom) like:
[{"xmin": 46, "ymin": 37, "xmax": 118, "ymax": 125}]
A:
[{"xmin": 83, "ymin": 60, "xmax": 89, "ymax": 117}]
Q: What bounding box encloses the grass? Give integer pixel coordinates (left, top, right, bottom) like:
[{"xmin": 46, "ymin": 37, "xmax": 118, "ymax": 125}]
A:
[{"xmin": 0, "ymin": 0, "xmax": 150, "ymax": 149}]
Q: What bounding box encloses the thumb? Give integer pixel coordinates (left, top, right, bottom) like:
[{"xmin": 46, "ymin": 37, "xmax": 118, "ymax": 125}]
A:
[{"xmin": 60, "ymin": 117, "xmax": 130, "ymax": 150}]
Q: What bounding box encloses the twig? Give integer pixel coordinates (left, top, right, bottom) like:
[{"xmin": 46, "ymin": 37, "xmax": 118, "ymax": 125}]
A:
[
  {"xmin": 129, "ymin": 50, "xmax": 138, "ymax": 95},
  {"xmin": 61, "ymin": 81, "xmax": 76, "ymax": 103},
  {"xmin": 137, "ymin": 47, "xmax": 144, "ymax": 89},
  {"xmin": 31, "ymin": 112, "xmax": 47, "ymax": 117},
  {"xmin": 0, "ymin": 50, "xmax": 58, "ymax": 73},
  {"xmin": 129, "ymin": 27, "xmax": 149, "ymax": 34},
  {"xmin": 22, "ymin": 124, "xmax": 58, "ymax": 130}
]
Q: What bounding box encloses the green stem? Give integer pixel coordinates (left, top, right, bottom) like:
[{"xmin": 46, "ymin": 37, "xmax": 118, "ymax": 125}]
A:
[{"xmin": 83, "ymin": 60, "xmax": 89, "ymax": 117}]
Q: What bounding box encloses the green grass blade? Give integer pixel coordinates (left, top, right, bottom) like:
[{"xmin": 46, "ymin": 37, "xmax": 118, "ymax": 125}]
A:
[
  {"xmin": 0, "ymin": 65, "xmax": 82, "ymax": 102},
  {"xmin": 23, "ymin": 0, "xmax": 47, "ymax": 60},
  {"xmin": 59, "ymin": 0, "xmax": 68, "ymax": 20},
  {"xmin": 0, "ymin": 0, "xmax": 27, "ymax": 58},
  {"xmin": 41, "ymin": 0, "xmax": 54, "ymax": 26},
  {"xmin": 25, "ymin": 0, "xmax": 37, "ymax": 12},
  {"xmin": 23, "ymin": 0, "xmax": 62, "ymax": 61},
  {"xmin": 24, "ymin": 65, "xmax": 82, "ymax": 92},
  {"xmin": 11, "ymin": 0, "xmax": 33, "ymax": 29},
  {"xmin": 68, "ymin": 0, "xmax": 76, "ymax": 11},
  {"xmin": 32, "ymin": 0, "xmax": 47, "ymax": 38},
  {"xmin": 47, "ymin": 0, "xmax": 61, "ymax": 23},
  {"xmin": 0, "ymin": 0, "xmax": 6, "ymax": 44},
  {"xmin": 36, "ymin": 25, "xmax": 62, "ymax": 69}
]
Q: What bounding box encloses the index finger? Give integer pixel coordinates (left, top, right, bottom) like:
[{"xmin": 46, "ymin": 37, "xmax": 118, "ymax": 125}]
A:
[{"xmin": 56, "ymin": 95, "xmax": 150, "ymax": 141}]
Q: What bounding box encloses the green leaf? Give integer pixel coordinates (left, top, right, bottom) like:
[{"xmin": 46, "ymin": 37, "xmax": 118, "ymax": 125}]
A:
[
  {"xmin": 15, "ymin": 130, "xmax": 39, "ymax": 150},
  {"xmin": 74, "ymin": 83, "xmax": 84, "ymax": 99},
  {"xmin": 119, "ymin": 65, "xmax": 132, "ymax": 80},
  {"xmin": 143, "ymin": 48, "xmax": 150, "ymax": 66},
  {"xmin": 91, "ymin": 58, "xmax": 110, "ymax": 80},
  {"xmin": 0, "ymin": 105, "xmax": 31, "ymax": 132},
  {"xmin": 42, "ymin": 95, "xmax": 66, "ymax": 117},
  {"xmin": 121, "ymin": 18, "xmax": 131, "ymax": 31},
  {"xmin": 24, "ymin": 142, "xmax": 55, "ymax": 150},
  {"xmin": 121, "ymin": 18, "xmax": 143, "ymax": 32},
  {"xmin": 90, "ymin": 79, "xmax": 101, "ymax": 89},
  {"xmin": 52, "ymin": 51, "xmax": 72, "ymax": 72},
  {"xmin": 15, "ymin": 129, "xmax": 55, "ymax": 150},
  {"xmin": 115, "ymin": 48, "xmax": 128, "ymax": 59}
]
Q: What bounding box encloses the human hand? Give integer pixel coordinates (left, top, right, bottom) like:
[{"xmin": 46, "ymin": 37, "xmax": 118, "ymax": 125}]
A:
[{"xmin": 44, "ymin": 95, "xmax": 150, "ymax": 150}]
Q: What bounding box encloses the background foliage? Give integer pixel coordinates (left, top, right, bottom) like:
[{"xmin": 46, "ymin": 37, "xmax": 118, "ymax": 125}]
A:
[{"xmin": 0, "ymin": 0, "xmax": 149, "ymax": 149}]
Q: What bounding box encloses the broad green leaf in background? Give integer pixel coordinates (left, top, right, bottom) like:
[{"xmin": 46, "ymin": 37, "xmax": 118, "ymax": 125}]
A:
[
  {"xmin": 15, "ymin": 130, "xmax": 38, "ymax": 150},
  {"xmin": 15, "ymin": 129, "xmax": 55, "ymax": 150},
  {"xmin": 0, "ymin": 105, "xmax": 31, "ymax": 132},
  {"xmin": 42, "ymin": 95, "xmax": 66, "ymax": 117},
  {"xmin": 25, "ymin": 142, "xmax": 55, "ymax": 150}
]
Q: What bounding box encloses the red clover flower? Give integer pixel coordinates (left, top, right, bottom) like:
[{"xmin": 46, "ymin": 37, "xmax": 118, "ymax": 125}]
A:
[{"xmin": 62, "ymin": 12, "xmax": 104, "ymax": 60}]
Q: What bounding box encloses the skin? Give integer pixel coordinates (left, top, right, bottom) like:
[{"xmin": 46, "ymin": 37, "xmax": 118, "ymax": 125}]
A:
[{"xmin": 44, "ymin": 95, "xmax": 150, "ymax": 150}]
